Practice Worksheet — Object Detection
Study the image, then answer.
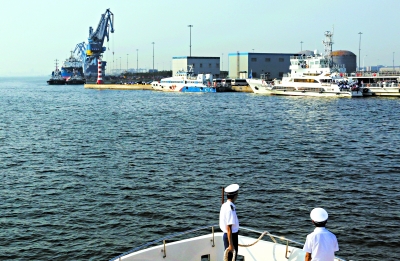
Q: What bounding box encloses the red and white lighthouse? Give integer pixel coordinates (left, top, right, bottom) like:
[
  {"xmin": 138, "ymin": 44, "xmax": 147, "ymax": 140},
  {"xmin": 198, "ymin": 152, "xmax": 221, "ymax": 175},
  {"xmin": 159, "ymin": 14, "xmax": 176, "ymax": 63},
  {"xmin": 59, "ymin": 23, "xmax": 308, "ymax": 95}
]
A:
[{"xmin": 96, "ymin": 57, "xmax": 103, "ymax": 84}]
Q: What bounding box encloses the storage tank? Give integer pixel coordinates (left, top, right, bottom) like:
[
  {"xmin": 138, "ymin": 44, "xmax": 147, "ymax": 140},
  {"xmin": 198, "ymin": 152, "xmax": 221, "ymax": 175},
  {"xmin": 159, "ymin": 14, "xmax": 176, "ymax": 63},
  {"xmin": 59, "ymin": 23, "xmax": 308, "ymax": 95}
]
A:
[{"xmin": 331, "ymin": 50, "xmax": 356, "ymax": 73}]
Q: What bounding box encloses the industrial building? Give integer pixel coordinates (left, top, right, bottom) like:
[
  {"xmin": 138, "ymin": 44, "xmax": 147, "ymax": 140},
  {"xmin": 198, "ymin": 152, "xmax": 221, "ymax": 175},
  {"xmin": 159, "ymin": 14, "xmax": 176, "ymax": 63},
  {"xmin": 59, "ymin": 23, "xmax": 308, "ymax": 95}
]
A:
[
  {"xmin": 227, "ymin": 50, "xmax": 357, "ymax": 79},
  {"xmin": 228, "ymin": 52, "xmax": 295, "ymax": 80},
  {"xmin": 172, "ymin": 56, "xmax": 220, "ymax": 77}
]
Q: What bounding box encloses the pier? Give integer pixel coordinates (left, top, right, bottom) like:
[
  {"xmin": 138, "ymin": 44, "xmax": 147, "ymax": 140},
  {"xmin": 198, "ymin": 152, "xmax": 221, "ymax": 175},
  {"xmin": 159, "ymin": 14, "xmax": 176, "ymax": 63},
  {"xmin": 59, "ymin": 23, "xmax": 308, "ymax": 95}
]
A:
[{"xmin": 84, "ymin": 83, "xmax": 154, "ymax": 90}]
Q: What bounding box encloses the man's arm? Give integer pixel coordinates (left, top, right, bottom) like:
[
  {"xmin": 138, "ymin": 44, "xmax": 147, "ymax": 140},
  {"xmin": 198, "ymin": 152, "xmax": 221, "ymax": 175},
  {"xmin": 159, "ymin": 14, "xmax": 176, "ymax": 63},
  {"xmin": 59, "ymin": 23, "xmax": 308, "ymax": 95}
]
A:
[
  {"xmin": 226, "ymin": 224, "xmax": 234, "ymax": 252},
  {"xmin": 305, "ymin": 252, "xmax": 311, "ymax": 261}
]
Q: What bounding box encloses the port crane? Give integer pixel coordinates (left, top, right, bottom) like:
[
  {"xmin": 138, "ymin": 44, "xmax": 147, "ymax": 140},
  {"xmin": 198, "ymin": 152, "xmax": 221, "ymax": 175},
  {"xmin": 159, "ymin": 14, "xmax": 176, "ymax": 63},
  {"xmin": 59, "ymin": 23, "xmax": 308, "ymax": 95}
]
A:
[
  {"xmin": 73, "ymin": 42, "xmax": 87, "ymax": 71},
  {"xmin": 71, "ymin": 9, "xmax": 114, "ymax": 76},
  {"xmin": 86, "ymin": 8, "xmax": 114, "ymax": 59}
]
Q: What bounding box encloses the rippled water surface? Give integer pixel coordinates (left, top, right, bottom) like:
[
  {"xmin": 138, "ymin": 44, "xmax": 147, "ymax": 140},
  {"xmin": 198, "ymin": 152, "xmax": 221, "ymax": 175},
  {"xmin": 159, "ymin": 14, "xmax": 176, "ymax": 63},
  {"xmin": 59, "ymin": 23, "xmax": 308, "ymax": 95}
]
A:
[{"xmin": 1, "ymin": 77, "xmax": 399, "ymax": 261}]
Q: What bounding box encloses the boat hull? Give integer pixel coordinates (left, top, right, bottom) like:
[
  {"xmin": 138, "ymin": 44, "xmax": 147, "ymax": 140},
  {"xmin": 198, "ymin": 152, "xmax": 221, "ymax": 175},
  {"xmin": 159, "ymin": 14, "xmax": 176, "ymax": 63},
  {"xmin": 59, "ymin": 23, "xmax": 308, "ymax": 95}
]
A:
[
  {"xmin": 47, "ymin": 79, "xmax": 66, "ymax": 85},
  {"xmin": 111, "ymin": 231, "xmax": 345, "ymax": 261},
  {"xmin": 159, "ymin": 85, "xmax": 217, "ymax": 93},
  {"xmin": 65, "ymin": 79, "xmax": 86, "ymax": 85},
  {"xmin": 247, "ymin": 79, "xmax": 363, "ymax": 97},
  {"xmin": 368, "ymin": 87, "xmax": 400, "ymax": 96}
]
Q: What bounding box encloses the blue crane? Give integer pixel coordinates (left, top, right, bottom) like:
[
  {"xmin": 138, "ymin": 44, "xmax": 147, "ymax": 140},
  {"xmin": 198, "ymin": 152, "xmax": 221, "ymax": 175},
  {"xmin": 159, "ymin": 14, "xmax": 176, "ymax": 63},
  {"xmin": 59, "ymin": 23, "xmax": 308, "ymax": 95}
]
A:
[
  {"xmin": 74, "ymin": 42, "xmax": 87, "ymax": 71},
  {"xmin": 86, "ymin": 8, "xmax": 114, "ymax": 59},
  {"xmin": 71, "ymin": 9, "xmax": 114, "ymax": 77}
]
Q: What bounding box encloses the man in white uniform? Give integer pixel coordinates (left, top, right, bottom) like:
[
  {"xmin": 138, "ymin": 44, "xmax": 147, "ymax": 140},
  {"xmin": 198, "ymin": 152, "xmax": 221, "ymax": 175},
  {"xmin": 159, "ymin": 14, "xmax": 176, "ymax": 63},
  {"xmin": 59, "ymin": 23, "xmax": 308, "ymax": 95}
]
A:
[
  {"xmin": 303, "ymin": 208, "xmax": 339, "ymax": 261},
  {"xmin": 219, "ymin": 184, "xmax": 239, "ymax": 261}
]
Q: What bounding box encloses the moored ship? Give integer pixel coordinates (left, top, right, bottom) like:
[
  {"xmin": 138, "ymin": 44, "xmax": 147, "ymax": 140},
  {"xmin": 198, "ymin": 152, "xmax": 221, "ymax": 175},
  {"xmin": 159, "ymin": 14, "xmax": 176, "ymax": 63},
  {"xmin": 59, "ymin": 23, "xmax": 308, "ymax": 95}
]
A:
[
  {"xmin": 61, "ymin": 52, "xmax": 84, "ymax": 80},
  {"xmin": 247, "ymin": 31, "xmax": 366, "ymax": 97},
  {"xmin": 47, "ymin": 60, "xmax": 66, "ymax": 85},
  {"xmin": 157, "ymin": 65, "xmax": 216, "ymax": 93},
  {"xmin": 349, "ymin": 71, "xmax": 400, "ymax": 96}
]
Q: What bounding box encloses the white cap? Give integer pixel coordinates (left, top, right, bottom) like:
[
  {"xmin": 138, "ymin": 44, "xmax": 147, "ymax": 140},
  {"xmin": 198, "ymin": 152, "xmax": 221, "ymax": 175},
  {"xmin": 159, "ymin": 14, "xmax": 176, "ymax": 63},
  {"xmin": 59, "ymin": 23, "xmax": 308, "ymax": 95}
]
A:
[
  {"xmin": 225, "ymin": 184, "xmax": 239, "ymax": 195},
  {"xmin": 310, "ymin": 208, "xmax": 328, "ymax": 222}
]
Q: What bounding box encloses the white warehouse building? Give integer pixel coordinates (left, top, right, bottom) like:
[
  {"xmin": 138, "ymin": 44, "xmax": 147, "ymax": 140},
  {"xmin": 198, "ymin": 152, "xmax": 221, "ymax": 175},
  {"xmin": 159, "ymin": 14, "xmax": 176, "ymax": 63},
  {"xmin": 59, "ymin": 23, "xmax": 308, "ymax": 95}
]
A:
[
  {"xmin": 172, "ymin": 56, "xmax": 221, "ymax": 77},
  {"xmin": 228, "ymin": 52, "xmax": 296, "ymax": 79}
]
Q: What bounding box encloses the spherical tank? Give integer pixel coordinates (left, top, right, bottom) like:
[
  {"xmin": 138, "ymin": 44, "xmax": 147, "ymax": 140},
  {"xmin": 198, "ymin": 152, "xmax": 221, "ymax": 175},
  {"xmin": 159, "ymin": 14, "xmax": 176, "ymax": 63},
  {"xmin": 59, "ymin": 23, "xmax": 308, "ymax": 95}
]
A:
[{"xmin": 331, "ymin": 50, "xmax": 356, "ymax": 73}]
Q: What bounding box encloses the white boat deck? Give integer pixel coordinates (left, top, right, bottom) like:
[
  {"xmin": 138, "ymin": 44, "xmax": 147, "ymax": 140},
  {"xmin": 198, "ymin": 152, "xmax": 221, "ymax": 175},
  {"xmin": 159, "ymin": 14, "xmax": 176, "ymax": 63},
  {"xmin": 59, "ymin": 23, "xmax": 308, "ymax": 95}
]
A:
[{"xmin": 110, "ymin": 226, "xmax": 346, "ymax": 261}]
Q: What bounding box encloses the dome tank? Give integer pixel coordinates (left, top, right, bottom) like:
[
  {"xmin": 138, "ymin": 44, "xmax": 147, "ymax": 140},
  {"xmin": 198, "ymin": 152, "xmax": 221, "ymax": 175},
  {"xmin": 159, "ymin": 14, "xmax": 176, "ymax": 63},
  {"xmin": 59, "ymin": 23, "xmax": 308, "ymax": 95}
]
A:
[{"xmin": 331, "ymin": 50, "xmax": 356, "ymax": 73}]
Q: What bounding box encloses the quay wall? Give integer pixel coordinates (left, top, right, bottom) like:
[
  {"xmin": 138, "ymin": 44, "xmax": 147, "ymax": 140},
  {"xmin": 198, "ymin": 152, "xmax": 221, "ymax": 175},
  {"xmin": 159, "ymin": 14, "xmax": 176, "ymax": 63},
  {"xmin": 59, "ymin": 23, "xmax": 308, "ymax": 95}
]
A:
[
  {"xmin": 84, "ymin": 83, "xmax": 252, "ymax": 92},
  {"xmin": 84, "ymin": 84, "xmax": 154, "ymax": 90}
]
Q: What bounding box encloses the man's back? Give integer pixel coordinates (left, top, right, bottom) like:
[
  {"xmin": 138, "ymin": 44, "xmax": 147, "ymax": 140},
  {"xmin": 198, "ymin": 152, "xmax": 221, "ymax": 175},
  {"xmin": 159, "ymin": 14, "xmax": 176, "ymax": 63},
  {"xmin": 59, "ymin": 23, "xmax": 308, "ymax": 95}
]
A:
[{"xmin": 303, "ymin": 227, "xmax": 339, "ymax": 261}]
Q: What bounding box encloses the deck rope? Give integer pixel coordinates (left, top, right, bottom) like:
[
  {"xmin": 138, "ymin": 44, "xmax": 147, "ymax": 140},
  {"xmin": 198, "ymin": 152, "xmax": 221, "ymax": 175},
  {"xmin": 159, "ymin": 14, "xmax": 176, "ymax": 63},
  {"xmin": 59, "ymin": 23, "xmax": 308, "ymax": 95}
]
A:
[{"xmin": 223, "ymin": 231, "xmax": 269, "ymax": 261}]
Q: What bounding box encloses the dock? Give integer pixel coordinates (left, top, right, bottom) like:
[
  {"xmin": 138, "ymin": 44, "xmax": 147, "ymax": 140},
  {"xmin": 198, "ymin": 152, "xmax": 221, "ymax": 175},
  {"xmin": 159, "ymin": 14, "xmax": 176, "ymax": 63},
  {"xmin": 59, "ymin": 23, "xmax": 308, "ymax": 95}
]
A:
[
  {"xmin": 84, "ymin": 83, "xmax": 253, "ymax": 92},
  {"xmin": 84, "ymin": 83, "xmax": 154, "ymax": 90}
]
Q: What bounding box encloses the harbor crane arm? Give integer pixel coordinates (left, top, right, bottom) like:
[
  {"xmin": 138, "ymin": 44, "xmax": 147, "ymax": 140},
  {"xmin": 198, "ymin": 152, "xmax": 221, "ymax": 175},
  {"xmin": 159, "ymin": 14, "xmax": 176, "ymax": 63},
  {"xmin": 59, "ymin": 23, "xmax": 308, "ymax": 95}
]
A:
[{"xmin": 86, "ymin": 8, "xmax": 114, "ymax": 57}]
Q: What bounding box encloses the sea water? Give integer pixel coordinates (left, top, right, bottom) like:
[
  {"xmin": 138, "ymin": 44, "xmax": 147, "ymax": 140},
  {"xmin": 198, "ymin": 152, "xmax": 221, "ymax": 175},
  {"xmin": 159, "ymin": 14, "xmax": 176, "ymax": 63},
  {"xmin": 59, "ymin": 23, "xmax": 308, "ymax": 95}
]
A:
[{"xmin": 0, "ymin": 77, "xmax": 399, "ymax": 260}]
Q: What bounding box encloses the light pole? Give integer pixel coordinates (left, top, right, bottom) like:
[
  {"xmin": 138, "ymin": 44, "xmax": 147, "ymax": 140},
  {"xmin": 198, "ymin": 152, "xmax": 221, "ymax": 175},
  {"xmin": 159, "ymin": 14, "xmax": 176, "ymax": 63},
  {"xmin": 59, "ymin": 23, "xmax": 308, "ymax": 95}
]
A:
[
  {"xmin": 120, "ymin": 57, "xmax": 121, "ymax": 72},
  {"xmin": 300, "ymin": 41, "xmax": 303, "ymax": 51},
  {"xmin": 363, "ymin": 55, "xmax": 367, "ymax": 71},
  {"xmin": 136, "ymin": 49, "xmax": 138, "ymax": 74},
  {"xmin": 358, "ymin": 32, "xmax": 362, "ymax": 71},
  {"xmin": 152, "ymin": 42, "xmax": 155, "ymax": 79},
  {"xmin": 222, "ymin": 53, "xmax": 224, "ymax": 71},
  {"xmin": 393, "ymin": 52, "xmax": 395, "ymax": 72},
  {"xmin": 127, "ymin": 54, "xmax": 129, "ymax": 72},
  {"xmin": 188, "ymin": 25, "xmax": 193, "ymax": 57}
]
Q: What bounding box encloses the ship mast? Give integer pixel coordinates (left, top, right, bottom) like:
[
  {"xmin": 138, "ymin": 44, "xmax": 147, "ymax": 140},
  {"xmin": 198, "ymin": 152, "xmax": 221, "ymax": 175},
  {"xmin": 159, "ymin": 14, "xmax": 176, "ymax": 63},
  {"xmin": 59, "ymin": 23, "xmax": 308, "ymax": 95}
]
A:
[{"xmin": 322, "ymin": 31, "xmax": 334, "ymax": 67}]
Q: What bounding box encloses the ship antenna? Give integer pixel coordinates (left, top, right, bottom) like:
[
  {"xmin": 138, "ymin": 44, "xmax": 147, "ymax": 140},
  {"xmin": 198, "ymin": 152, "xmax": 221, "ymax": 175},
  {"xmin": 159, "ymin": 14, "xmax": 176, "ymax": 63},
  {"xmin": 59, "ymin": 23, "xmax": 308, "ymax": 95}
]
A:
[{"xmin": 323, "ymin": 31, "xmax": 334, "ymax": 67}]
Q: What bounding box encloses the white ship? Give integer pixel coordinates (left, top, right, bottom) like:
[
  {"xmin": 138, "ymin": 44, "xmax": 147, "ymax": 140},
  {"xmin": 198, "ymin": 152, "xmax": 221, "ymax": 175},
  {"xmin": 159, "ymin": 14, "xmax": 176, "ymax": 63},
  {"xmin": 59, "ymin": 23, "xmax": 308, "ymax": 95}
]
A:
[
  {"xmin": 350, "ymin": 71, "xmax": 400, "ymax": 96},
  {"xmin": 155, "ymin": 65, "xmax": 216, "ymax": 93},
  {"xmin": 247, "ymin": 31, "xmax": 365, "ymax": 97},
  {"xmin": 109, "ymin": 225, "xmax": 346, "ymax": 261}
]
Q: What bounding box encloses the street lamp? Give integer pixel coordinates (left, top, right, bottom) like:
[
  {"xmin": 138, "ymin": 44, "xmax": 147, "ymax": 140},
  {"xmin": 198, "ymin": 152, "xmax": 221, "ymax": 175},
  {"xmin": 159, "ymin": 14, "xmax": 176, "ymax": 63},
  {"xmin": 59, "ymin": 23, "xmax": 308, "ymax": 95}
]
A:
[
  {"xmin": 300, "ymin": 41, "xmax": 303, "ymax": 51},
  {"xmin": 188, "ymin": 25, "xmax": 193, "ymax": 57},
  {"xmin": 127, "ymin": 54, "xmax": 129, "ymax": 72},
  {"xmin": 222, "ymin": 53, "xmax": 224, "ymax": 71},
  {"xmin": 358, "ymin": 32, "xmax": 362, "ymax": 71},
  {"xmin": 120, "ymin": 57, "xmax": 121, "ymax": 72},
  {"xmin": 152, "ymin": 42, "xmax": 155, "ymax": 79},
  {"xmin": 363, "ymin": 55, "xmax": 367, "ymax": 71},
  {"xmin": 136, "ymin": 49, "xmax": 138, "ymax": 74},
  {"xmin": 393, "ymin": 52, "xmax": 395, "ymax": 72}
]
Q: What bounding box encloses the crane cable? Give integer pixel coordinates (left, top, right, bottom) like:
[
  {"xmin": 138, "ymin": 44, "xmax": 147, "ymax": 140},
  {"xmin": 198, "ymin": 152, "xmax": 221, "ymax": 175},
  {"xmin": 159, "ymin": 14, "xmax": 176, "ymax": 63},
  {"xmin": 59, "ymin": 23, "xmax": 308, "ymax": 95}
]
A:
[{"xmin": 223, "ymin": 231, "xmax": 269, "ymax": 261}]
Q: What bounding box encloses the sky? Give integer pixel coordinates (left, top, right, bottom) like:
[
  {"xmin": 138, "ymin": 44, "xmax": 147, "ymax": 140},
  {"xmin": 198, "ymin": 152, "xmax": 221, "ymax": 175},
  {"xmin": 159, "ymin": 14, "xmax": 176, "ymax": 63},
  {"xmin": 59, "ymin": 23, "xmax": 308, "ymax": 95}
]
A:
[{"xmin": 1, "ymin": 0, "xmax": 400, "ymax": 76}]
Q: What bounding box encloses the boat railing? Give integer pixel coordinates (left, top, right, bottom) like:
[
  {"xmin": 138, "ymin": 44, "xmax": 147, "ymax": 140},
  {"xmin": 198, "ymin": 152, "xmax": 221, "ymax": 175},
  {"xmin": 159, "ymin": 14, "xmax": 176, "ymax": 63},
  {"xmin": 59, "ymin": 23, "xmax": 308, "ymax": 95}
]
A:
[
  {"xmin": 350, "ymin": 71, "xmax": 400, "ymax": 78},
  {"xmin": 109, "ymin": 225, "xmax": 347, "ymax": 261},
  {"xmin": 109, "ymin": 225, "xmax": 216, "ymax": 261},
  {"xmin": 239, "ymin": 226, "xmax": 347, "ymax": 261}
]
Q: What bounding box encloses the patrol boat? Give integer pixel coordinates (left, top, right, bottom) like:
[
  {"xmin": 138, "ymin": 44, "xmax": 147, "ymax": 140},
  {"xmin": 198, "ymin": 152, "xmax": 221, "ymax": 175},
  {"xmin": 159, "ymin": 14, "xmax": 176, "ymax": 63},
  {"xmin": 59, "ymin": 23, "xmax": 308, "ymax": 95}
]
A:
[
  {"xmin": 157, "ymin": 65, "xmax": 216, "ymax": 93},
  {"xmin": 109, "ymin": 225, "xmax": 346, "ymax": 261},
  {"xmin": 247, "ymin": 31, "xmax": 365, "ymax": 97}
]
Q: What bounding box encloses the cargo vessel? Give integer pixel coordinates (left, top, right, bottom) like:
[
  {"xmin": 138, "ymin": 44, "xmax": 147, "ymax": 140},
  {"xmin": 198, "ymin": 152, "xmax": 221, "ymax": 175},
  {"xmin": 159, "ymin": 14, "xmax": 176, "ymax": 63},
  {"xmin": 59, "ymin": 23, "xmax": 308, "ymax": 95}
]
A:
[{"xmin": 60, "ymin": 52, "xmax": 84, "ymax": 79}]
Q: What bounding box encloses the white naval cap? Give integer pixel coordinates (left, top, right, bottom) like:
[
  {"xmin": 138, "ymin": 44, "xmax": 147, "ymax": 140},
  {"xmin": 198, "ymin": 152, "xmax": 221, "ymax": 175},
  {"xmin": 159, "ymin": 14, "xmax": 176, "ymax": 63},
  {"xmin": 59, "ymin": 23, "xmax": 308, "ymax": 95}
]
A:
[
  {"xmin": 225, "ymin": 184, "xmax": 240, "ymax": 195},
  {"xmin": 310, "ymin": 208, "xmax": 328, "ymax": 222}
]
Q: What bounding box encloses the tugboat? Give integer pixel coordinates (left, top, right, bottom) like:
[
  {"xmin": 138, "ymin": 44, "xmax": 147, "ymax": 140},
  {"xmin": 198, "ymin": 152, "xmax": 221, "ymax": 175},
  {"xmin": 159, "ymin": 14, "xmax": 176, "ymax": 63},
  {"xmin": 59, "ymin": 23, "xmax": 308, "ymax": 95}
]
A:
[
  {"xmin": 47, "ymin": 60, "xmax": 66, "ymax": 85},
  {"xmin": 65, "ymin": 69, "xmax": 86, "ymax": 85}
]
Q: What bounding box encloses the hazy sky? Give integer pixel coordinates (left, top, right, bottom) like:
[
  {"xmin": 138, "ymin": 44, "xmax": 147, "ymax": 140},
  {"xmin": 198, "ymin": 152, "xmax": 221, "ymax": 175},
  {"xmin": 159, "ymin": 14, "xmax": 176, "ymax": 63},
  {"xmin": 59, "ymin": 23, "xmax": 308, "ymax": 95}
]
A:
[{"xmin": 1, "ymin": 0, "xmax": 399, "ymax": 76}]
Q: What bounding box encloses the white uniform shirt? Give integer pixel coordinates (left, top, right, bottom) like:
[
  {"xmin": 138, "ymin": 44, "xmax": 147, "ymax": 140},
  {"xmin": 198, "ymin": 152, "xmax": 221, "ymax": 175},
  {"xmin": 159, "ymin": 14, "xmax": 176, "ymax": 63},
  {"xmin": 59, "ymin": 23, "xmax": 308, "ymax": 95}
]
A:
[
  {"xmin": 219, "ymin": 201, "xmax": 239, "ymax": 233},
  {"xmin": 303, "ymin": 227, "xmax": 339, "ymax": 261}
]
